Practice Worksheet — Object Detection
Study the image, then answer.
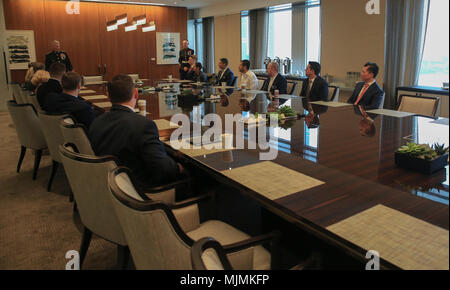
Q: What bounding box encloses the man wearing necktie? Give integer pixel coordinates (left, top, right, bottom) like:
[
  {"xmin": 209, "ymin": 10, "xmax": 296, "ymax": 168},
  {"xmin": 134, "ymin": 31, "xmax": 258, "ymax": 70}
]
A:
[
  {"xmin": 45, "ymin": 40, "xmax": 72, "ymax": 72},
  {"xmin": 347, "ymin": 62, "xmax": 384, "ymax": 110},
  {"xmin": 215, "ymin": 58, "xmax": 235, "ymax": 86},
  {"xmin": 300, "ymin": 61, "xmax": 328, "ymax": 102}
]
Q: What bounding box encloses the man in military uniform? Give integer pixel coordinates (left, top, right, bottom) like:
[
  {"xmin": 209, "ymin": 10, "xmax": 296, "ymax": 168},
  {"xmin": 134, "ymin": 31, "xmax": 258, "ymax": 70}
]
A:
[
  {"xmin": 178, "ymin": 40, "xmax": 194, "ymax": 80},
  {"xmin": 45, "ymin": 40, "xmax": 73, "ymax": 72}
]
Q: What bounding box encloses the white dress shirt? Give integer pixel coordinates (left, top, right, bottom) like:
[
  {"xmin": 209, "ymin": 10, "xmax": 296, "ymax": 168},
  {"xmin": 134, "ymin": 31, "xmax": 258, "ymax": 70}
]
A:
[{"xmin": 239, "ymin": 70, "xmax": 258, "ymax": 90}]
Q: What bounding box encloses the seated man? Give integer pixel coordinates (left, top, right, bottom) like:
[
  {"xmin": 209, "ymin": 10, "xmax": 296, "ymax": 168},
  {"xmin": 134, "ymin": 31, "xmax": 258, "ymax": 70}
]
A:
[
  {"xmin": 192, "ymin": 62, "xmax": 207, "ymax": 83},
  {"xmin": 42, "ymin": 72, "xmax": 95, "ymax": 128},
  {"xmin": 300, "ymin": 61, "xmax": 329, "ymax": 102},
  {"xmin": 37, "ymin": 62, "xmax": 65, "ymax": 108},
  {"xmin": 215, "ymin": 58, "xmax": 235, "ymax": 86},
  {"xmin": 238, "ymin": 59, "xmax": 258, "ymax": 90},
  {"xmin": 347, "ymin": 62, "xmax": 384, "ymax": 110},
  {"xmin": 261, "ymin": 62, "xmax": 287, "ymax": 95},
  {"xmin": 185, "ymin": 55, "xmax": 198, "ymax": 81},
  {"xmin": 89, "ymin": 74, "xmax": 182, "ymax": 188}
]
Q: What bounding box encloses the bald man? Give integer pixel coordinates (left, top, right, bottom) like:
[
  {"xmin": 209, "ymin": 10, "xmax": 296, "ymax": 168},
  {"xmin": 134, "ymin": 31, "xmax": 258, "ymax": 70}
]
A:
[
  {"xmin": 178, "ymin": 40, "xmax": 194, "ymax": 80},
  {"xmin": 261, "ymin": 62, "xmax": 287, "ymax": 94},
  {"xmin": 45, "ymin": 40, "xmax": 72, "ymax": 72}
]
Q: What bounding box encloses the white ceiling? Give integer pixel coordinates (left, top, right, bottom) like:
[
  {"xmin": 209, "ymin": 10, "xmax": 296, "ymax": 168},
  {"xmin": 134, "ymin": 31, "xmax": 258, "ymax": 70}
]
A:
[{"xmin": 81, "ymin": 0, "xmax": 225, "ymax": 9}]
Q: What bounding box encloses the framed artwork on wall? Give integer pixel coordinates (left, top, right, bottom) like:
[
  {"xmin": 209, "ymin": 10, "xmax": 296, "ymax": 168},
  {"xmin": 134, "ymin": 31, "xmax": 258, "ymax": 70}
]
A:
[
  {"xmin": 156, "ymin": 32, "xmax": 180, "ymax": 65},
  {"xmin": 5, "ymin": 30, "xmax": 36, "ymax": 70}
]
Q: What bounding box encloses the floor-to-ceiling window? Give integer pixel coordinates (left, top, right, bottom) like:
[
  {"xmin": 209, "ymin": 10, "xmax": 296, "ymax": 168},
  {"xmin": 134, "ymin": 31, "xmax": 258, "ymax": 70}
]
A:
[
  {"xmin": 241, "ymin": 1, "xmax": 321, "ymax": 73},
  {"xmin": 267, "ymin": 4, "xmax": 292, "ymax": 60},
  {"xmin": 306, "ymin": 4, "xmax": 321, "ymax": 63},
  {"xmin": 418, "ymin": 0, "xmax": 449, "ymax": 88},
  {"xmin": 241, "ymin": 11, "xmax": 250, "ymax": 60}
]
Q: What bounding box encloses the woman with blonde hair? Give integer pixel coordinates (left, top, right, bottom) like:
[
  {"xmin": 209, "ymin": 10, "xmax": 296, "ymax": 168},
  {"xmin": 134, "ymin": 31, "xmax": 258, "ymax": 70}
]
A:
[
  {"xmin": 31, "ymin": 70, "xmax": 50, "ymax": 94},
  {"xmin": 24, "ymin": 62, "xmax": 45, "ymax": 91}
]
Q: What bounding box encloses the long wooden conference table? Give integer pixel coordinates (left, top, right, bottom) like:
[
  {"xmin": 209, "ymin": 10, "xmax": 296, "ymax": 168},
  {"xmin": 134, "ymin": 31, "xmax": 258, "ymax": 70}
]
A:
[{"xmin": 84, "ymin": 81, "xmax": 449, "ymax": 270}]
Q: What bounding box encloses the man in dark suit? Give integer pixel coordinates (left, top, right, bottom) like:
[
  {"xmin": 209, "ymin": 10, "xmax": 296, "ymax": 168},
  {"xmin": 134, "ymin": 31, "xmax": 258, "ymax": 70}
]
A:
[
  {"xmin": 42, "ymin": 72, "xmax": 95, "ymax": 129},
  {"xmin": 300, "ymin": 61, "xmax": 329, "ymax": 102},
  {"xmin": 215, "ymin": 58, "xmax": 235, "ymax": 86},
  {"xmin": 192, "ymin": 62, "xmax": 207, "ymax": 83},
  {"xmin": 347, "ymin": 62, "xmax": 384, "ymax": 110},
  {"xmin": 261, "ymin": 62, "xmax": 287, "ymax": 95},
  {"xmin": 45, "ymin": 40, "xmax": 72, "ymax": 72},
  {"xmin": 36, "ymin": 62, "xmax": 65, "ymax": 108},
  {"xmin": 89, "ymin": 74, "xmax": 182, "ymax": 188},
  {"xmin": 179, "ymin": 40, "xmax": 195, "ymax": 80}
]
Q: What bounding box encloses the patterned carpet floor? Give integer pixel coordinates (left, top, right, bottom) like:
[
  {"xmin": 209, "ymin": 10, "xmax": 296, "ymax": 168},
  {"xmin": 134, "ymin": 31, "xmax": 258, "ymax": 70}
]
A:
[{"xmin": 0, "ymin": 112, "xmax": 118, "ymax": 270}]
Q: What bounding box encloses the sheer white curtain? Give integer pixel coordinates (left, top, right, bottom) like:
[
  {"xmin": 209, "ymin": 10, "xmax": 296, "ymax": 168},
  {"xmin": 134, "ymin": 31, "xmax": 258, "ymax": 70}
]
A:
[{"xmin": 383, "ymin": 0, "xmax": 430, "ymax": 109}]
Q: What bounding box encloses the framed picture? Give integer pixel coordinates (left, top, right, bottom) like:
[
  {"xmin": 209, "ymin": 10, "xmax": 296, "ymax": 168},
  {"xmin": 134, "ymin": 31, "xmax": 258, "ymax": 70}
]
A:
[
  {"xmin": 5, "ymin": 30, "xmax": 36, "ymax": 70},
  {"xmin": 156, "ymin": 32, "xmax": 180, "ymax": 65}
]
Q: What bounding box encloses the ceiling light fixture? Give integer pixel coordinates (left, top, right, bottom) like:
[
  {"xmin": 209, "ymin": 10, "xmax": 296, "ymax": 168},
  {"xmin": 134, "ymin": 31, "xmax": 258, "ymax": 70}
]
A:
[
  {"xmin": 106, "ymin": 19, "xmax": 118, "ymax": 31},
  {"xmin": 133, "ymin": 15, "xmax": 147, "ymax": 26},
  {"xmin": 125, "ymin": 21, "xmax": 138, "ymax": 32},
  {"xmin": 82, "ymin": 0, "xmax": 166, "ymax": 6},
  {"xmin": 116, "ymin": 13, "xmax": 128, "ymax": 25},
  {"xmin": 142, "ymin": 21, "xmax": 156, "ymax": 32}
]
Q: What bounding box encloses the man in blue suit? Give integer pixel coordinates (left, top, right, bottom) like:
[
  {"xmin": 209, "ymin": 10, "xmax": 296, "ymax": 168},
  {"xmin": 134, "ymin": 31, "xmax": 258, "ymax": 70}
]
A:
[
  {"xmin": 300, "ymin": 61, "xmax": 329, "ymax": 102},
  {"xmin": 42, "ymin": 72, "xmax": 95, "ymax": 129},
  {"xmin": 261, "ymin": 62, "xmax": 287, "ymax": 95},
  {"xmin": 89, "ymin": 74, "xmax": 182, "ymax": 188},
  {"xmin": 347, "ymin": 62, "xmax": 384, "ymax": 110},
  {"xmin": 215, "ymin": 58, "xmax": 235, "ymax": 86}
]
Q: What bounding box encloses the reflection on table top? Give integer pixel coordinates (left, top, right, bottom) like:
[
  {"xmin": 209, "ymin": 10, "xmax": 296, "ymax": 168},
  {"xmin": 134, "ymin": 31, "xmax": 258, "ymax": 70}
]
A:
[{"xmin": 88, "ymin": 81, "xmax": 449, "ymax": 269}]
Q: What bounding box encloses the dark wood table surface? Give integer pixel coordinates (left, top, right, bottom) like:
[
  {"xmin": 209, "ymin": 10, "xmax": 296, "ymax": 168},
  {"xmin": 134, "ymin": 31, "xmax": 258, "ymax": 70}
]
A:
[{"xmin": 87, "ymin": 81, "xmax": 449, "ymax": 269}]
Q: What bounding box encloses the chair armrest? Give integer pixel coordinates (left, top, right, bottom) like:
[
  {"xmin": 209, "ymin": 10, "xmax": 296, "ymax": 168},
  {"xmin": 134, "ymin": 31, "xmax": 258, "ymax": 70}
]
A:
[
  {"xmin": 223, "ymin": 231, "xmax": 281, "ymax": 269},
  {"xmin": 289, "ymin": 252, "xmax": 322, "ymax": 270},
  {"xmin": 222, "ymin": 231, "xmax": 280, "ymax": 254},
  {"xmin": 144, "ymin": 177, "xmax": 191, "ymax": 194},
  {"xmin": 170, "ymin": 193, "xmax": 212, "ymax": 210}
]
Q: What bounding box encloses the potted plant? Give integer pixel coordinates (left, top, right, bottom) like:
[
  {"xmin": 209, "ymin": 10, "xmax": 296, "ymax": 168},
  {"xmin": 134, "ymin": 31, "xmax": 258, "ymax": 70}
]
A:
[{"xmin": 395, "ymin": 142, "xmax": 449, "ymax": 174}]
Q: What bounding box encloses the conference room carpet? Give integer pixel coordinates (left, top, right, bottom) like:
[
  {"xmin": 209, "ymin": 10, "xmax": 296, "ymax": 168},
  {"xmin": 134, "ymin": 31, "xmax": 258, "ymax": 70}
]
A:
[{"xmin": 0, "ymin": 112, "xmax": 117, "ymax": 270}]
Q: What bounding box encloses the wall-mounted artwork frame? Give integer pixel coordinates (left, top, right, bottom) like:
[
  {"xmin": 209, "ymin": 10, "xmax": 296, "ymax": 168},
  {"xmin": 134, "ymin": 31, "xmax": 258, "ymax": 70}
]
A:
[
  {"xmin": 156, "ymin": 32, "xmax": 180, "ymax": 65},
  {"xmin": 5, "ymin": 30, "xmax": 36, "ymax": 70}
]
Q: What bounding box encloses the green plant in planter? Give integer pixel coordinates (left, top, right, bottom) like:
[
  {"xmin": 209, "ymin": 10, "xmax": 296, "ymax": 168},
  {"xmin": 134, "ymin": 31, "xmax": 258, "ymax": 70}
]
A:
[
  {"xmin": 432, "ymin": 143, "xmax": 449, "ymax": 156},
  {"xmin": 397, "ymin": 142, "xmax": 448, "ymax": 160}
]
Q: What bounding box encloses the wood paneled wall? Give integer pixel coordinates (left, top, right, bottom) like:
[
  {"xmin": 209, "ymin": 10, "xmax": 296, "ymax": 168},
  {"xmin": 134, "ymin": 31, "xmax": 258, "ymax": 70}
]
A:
[{"xmin": 3, "ymin": 0, "xmax": 187, "ymax": 82}]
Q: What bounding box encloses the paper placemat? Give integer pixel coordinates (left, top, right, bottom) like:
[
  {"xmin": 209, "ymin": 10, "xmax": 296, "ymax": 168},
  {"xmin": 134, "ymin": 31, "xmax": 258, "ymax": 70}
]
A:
[
  {"xmin": 327, "ymin": 204, "xmax": 449, "ymax": 270},
  {"xmin": 79, "ymin": 90, "xmax": 96, "ymax": 94},
  {"xmin": 278, "ymin": 94, "xmax": 301, "ymax": 99},
  {"xmin": 366, "ymin": 109, "xmax": 416, "ymax": 118},
  {"xmin": 94, "ymin": 102, "xmax": 112, "ymax": 108},
  {"xmin": 82, "ymin": 95, "xmax": 108, "ymax": 100},
  {"xmin": 153, "ymin": 119, "xmax": 180, "ymax": 131},
  {"xmin": 221, "ymin": 161, "xmax": 324, "ymax": 200},
  {"xmin": 310, "ymin": 101, "xmax": 352, "ymax": 107},
  {"xmin": 213, "ymin": 86, "xmax": 236, "ymax": 89},
  {"xmin": 242, "ymin": 90, "xmax": 269, "ymax": 94},
  {"xmin": 161, "ymin": 79, "xmax": 192, "ymax": 83},
  {"xmin": 165, "ymin": 134, "xmax": 234, "ymax": 157}
]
